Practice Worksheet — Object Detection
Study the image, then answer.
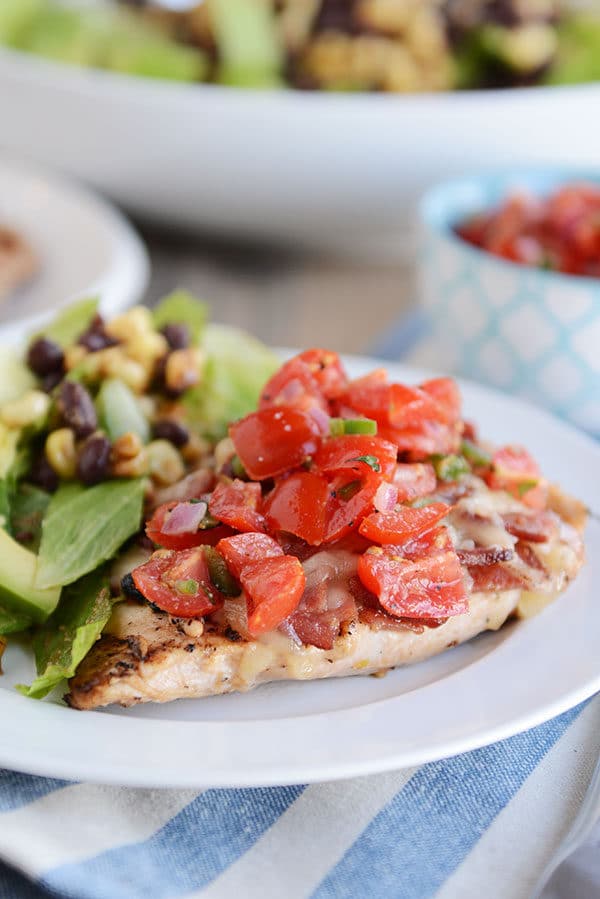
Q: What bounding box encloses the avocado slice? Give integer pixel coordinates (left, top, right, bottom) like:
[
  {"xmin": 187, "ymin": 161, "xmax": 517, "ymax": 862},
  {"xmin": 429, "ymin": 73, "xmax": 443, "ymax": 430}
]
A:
[{"xmin": 0, "ymin": 528, "xmax": 60, "ymax": 623}]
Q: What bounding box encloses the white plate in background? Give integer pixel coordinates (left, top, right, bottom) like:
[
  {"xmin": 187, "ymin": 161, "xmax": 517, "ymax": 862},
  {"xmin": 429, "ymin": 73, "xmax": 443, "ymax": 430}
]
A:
[
  {"xmin": 0, "ymin": 154, "xmax": 149, "ymax": 341},
  {"xmin": 1, "ymin": 47, "xmax": 600, "ymax": 254},
  {"xmin": 0, "ymin": 356, "xmax": 597, "ymax": 788}
]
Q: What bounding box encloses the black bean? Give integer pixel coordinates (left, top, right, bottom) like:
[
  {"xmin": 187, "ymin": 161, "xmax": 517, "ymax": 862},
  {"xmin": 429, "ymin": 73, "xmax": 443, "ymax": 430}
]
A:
[
  {"xmin": 28, "ymin": 452, "xmax": 59, "ymax": 493},
  {"xmin": 57, "ymin": 381, "xmax": 97, "ymax": 438},
  {"xmin": 121, "ymin": 572, "xmax": 146, "ymax": 603},
  {"xmin": 40, "ymin": 371, "xmax": 64, "ymax": 394},
  {"xmin": 161, "ymin": 323, "xmax": 190, "ymax": 350},
  {"xmin": 152, "ymin": 419, "xmax": 189, "ymax": 448},
  {"xmin": 77, "ymin": 314, "xmax": 117, "ymax": 352},
  {"xmin": 77, "ymin": 433, "xmax": 111, "ymax": 485},
  {"xmin": 26, "ymin": 338, "xmax": 64, "ymax": 377}
]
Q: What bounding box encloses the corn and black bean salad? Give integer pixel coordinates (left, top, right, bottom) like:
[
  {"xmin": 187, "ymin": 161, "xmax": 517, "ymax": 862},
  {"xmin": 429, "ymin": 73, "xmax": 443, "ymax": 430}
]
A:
[{"xmin": 2, "ymin": 0, "xmax": 600, "ymax": 92}]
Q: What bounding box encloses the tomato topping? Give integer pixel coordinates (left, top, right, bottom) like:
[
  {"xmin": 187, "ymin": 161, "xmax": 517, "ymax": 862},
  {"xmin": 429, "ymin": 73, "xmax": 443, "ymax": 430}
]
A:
[
  {"xmin": 264, "ymin": 471, "xmax": 329, "ymax": 545},
  {"xmin": 359, "ymin": 502, "xmax": 451, "ymax": 545},
  {"xmin": 146, "ymin": 501, "xmax": 230, "ymax": 550},
  {"xmin": 208, "ymin": 480, "xmax": 266, "ymax": 533},
  {"xmin": 421, "ymin": 378, "xmax": 462, "ymax": 424},
  {"xmin": 324, "ymin": 465, "xmax": 381, "ymax": 543},
  {"xmin": 294, "ymin": 349, "xmax": 348, "ymax": 400},
  {"xmin": 339, "ymin": 369, "xmax": 390, "ymax": 422},
  {"xmin": 486, "ymin": 445, "xmax": 547, "ymax": 509},
  {"xmin": 216, "ymin": 532, "xmax": 283, "ymax": 580},
  {"xmin": 132, "ymin": 548, "xmax": 223, "ymax": 618},
  {"xmin": 313, "ymin": 435, "xmax": 397, "ymax": 479},
  {"xmin": 230, "ymin": 407, "xmax": 321, "ymax": 480},
  {"xmin": 259, "ymin": 356, "xmax": 328, "ymax": 415},
  {"xmin": 388, "ymin": 383, "xmax": 439, "ymax": 429},
  {"xmin": 357, "ymin": 547, "xmax": 467, "ymax": 619},
  {"xmin": 393, "ymin": 463, "xmax": 437, "ymax": 502},
  {"xmin": 241, "ymin": 555, "xmax": 306, "ymax": 636},
  {"xmin": 456, "ymin": 183, "xmax": 600, "ymax": 278}
]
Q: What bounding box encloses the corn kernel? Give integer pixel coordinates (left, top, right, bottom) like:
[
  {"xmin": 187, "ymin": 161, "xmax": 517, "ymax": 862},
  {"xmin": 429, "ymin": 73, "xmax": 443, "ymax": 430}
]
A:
[
  {"xmin": 45, "ymin": 428, "xmax": 77, "ymax": 479},
  {"xmin": 112, "ymin": 448, "xmax": 149, "ymax": 479},
  {"xmin": 112, "ymin": 431, "xmax": 143, "ymax": 461},
  {"xmin": 64, "ymin": 344, "xmax": 88, "ymax": 371},
  {"xmin": 165, "ymin": 348, "xmax": 204, "ymax": 394},
  {"xmin": 0, "ymin": 390, "xmax": 51, "ymax": 429},
  {"xmin": 147, "ymin": 439, "xmax": 185, "ymax": 486},
  {"xmin": 79, "ymin": 347, "xmax": 149, "ymax": 393},
  {"xmin": 105, "ymin": 306, "xmax": 154, "ymax": 342},
  {"xmin": 126, "ymin": 332, "xmax": 169, "ymax": 367},
  {"xmin": 214, "ymin": 437, "xmax": 235, "ymax": 471},
  {"xmin": 181, "ymin": 432, "xmax": 211, "ymax": 465}
]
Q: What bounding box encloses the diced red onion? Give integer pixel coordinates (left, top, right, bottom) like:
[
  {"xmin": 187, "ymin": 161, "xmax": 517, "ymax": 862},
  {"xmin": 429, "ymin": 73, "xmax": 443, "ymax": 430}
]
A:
[
  {"xmin": 162, "ymin": 501, "xmax": 208, "ymax": 535},
  {"xmin": 307, "ymin": 405, "xmax": 331, "ymax": 435},
  {"xmin": 374, "ymin": 481, "xmax": 398, "ymax": 512}
]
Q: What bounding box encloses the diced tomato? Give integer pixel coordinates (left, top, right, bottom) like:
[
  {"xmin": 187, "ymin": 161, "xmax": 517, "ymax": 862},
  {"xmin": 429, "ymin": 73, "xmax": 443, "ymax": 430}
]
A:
[
  {"xmin": 421, "ymin": 378, "xmax": 462, "ymax": 424},
  {"xmin": 132, "ymin": 548, "xmax": 223, "ymax": 618},
  {"xmin": 217, "ymin": 532, "xmax": 283, "ymax": 580},
  {"xmin": 357, "ymin": 547, "xmax": 468, "ymax": 619},
  {"xmin": 338, "ymin": 369, "xmax": 390, "ymax": 422},
  {"xmin": 208, "ymin": 480, "xmax": 266, "ymax": 533},
  {"xmin": 264, "ymin": 471, "xmax": 329, "ymax": 545},
  {"xmin": 294, "ymin": 349, "xmax": 348, "ymax": 400},
  {"xmin": 230, "ymin": 407, "xmax": 321, "ymax": 480},
  {"xmin": 486, "ymin": 445, "xmax": 547, "ymax": 509},
  {"xmin": 146, "ymin": 501, "xmax": 232, "ymax": 550},
  {"xmin": 324, "ymin": 465, "xmax": 381, "ymax": 543},
  {"xmin": 259, "ymin": 356, "xmax": 327, "ymax": 415},
  {"xmin": 379, "ymin": 421, "xmax": 461, "ymax": 460},
  {"xmin": 389, "ymin": 383, "xmax": 439, "ymax": 429},
  {"xmin": 393, "ymin": 463, "xmax": 437, "ymax": 502},
  {"xmin": 400, "ymin": 525, "xmax": 454, "ymax": 559},
  {"xmin": 313, "ymin": 435, "xmax": 397, "ymax": 479},
  {"xmin": 359, "ymin": 502, "xmax": 451, "ymax": 545},
  {"xmin": 241, "ymin": 555, "xmax": 306, "ymax": 636}
]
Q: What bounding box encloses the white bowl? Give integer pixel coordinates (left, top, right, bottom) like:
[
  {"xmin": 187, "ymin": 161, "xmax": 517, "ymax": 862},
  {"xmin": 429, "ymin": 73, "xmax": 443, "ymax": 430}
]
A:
[
  {"xmin": 0, "ymin": 154, "xmax": 149, "ymax": 342},
  {"xmin": 1, "ymin": 47, "xmax": 600, "ymax": 253}
]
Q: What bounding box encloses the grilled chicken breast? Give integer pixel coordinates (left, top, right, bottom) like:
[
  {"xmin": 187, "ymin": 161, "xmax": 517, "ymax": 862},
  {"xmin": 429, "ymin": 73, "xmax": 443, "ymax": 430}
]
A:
[{"xmin": 67, "ymin": 482, "xmax": 585, "ymax": 710}]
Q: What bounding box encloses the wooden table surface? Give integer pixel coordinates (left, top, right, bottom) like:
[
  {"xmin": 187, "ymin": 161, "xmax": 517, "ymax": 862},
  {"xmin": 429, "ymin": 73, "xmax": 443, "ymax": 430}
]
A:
[{"xmin": 140, "ymin": 226, "xmax": 416, "ymax": 356}]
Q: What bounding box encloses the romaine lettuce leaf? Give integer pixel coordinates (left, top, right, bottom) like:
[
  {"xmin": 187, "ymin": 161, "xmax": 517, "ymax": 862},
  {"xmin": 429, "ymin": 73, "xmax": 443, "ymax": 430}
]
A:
[
  {"xmin": 38, "ymin": 297, "xmax": 98, "ymax": 348},
  {"xmin": 183, "ymin": 324, "xmax": 278, "ymax": 439},
  {"xmin": 0, "ymin": 601, "xmax": 32, "ymax": 635},
  {"xmin": 36, "ymin": 479, "xmax": 145, "ymax": 589},
  {"xmin": 19, "ymin": 567, "xmax": 112, "ymax": 699},
  {"xmin": 152, "ymin": 290, "xmax": 207, "ymax": 345},
  {"xmin": 10, "ymin": 485, "xmax": 50, "ymax": 551}
]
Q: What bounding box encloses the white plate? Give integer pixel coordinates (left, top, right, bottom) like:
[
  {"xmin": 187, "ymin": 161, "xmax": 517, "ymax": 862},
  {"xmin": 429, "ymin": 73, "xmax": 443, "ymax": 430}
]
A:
[
  {"xmin": 0, "ymin": 356, "xmax": 598, "ymax": 788},
  {"xmin": 1, "ymin": 48, "xmax": 600, "ymax": 253},
  {"xmin": 0, "ymin": 154, "xmax": 149, "ymax": 339}
]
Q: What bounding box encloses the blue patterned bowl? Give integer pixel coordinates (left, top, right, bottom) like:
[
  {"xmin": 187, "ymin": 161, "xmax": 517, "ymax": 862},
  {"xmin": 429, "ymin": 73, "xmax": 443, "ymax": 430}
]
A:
[{"xmin": 418, "ymin": 170, "xmax": 600, "ymax": 439}]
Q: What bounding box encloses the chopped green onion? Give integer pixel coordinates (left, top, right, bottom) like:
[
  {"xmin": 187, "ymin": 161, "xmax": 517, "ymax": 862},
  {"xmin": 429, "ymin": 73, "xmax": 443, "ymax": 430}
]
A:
[
  {"xmin": 349, "ymin": 455, "xmax": 381, "ymax": 472},
  {"xmin": 329, "ymin": 418, "xmax": 377, "ymax": 436},
  {"xmin": 174, "ymin": 579, "xmax": 199, "ymax": 595},
  {"xmin": 204, "ymin": 547, "xmax": 241, "ymax": 597},
  {"xmin": 231, "ymin": 454, "xmax": 247, "ymax": 479},
  {"xmin": 517, "ymin": 480, "xmax": 538, "ymax": 497},
  {"xmin": 336, "ymin": 479, "xmax": 361, "ymax": 501},
  {"xmin": 431, "ymin": 454, "xmax": 470, "ymax": 482},
  {"xmin": 460, "ymin": 439, "xmax": 492, "ymax": 468},
  {"xmin": 199, "ymin": 511, "xmax": 220, "ymax": 530}
]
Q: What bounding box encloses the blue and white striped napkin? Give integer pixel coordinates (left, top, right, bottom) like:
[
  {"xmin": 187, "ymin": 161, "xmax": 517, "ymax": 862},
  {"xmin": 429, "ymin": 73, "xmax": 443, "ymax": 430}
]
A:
[{"xmin": 1, "ymin": 696, "xmax": 600, "ymax": 899}]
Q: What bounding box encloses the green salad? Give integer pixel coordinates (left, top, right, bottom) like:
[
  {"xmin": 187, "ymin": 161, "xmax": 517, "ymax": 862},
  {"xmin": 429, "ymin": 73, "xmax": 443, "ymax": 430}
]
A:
[
  {"xmin": 0, "ymin": 292, "xmax": 277, "ymax": 698},
  {"xmin": 1, "ymin": 0, "xmax": 600, "ymax": 92}
]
